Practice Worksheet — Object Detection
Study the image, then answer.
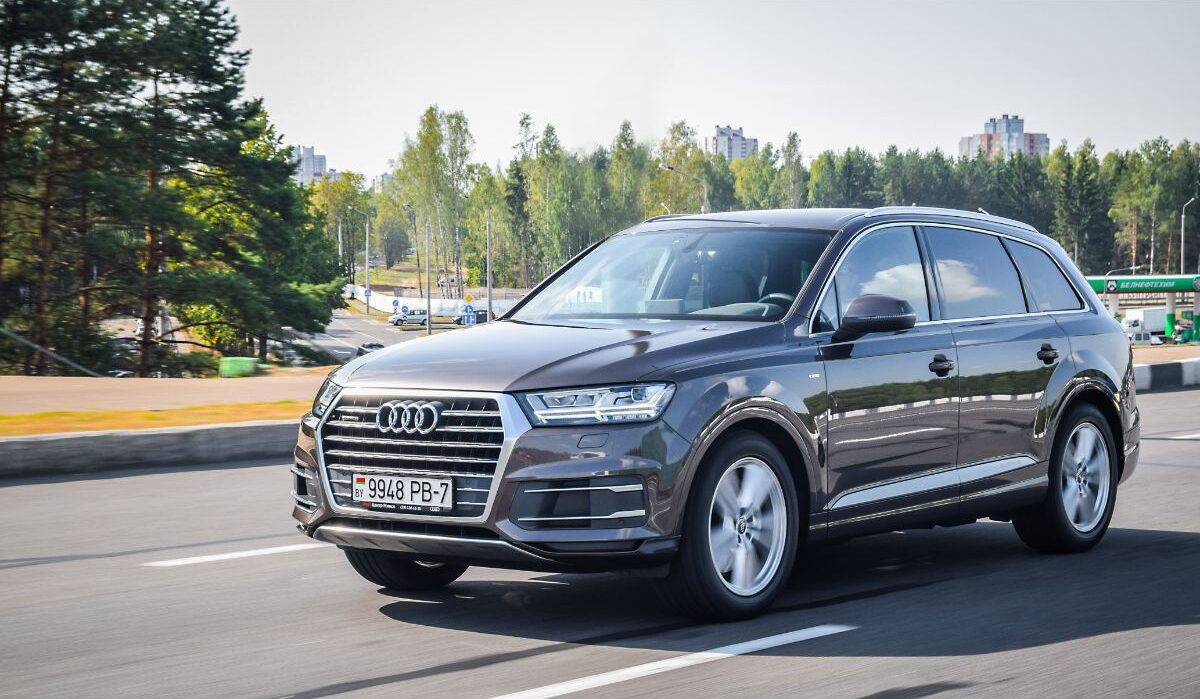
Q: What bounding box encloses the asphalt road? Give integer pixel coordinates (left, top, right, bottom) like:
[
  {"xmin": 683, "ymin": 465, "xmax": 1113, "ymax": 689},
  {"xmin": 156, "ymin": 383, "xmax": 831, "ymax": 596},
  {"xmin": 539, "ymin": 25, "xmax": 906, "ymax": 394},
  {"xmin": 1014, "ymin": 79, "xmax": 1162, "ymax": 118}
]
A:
[
  {"xmin": 2, "ymin": 390, "xmax": 1198, "ymax": 699},
  {"xmin": 302, "ymin": 309, "xmax": 454, "ymax": 361}
]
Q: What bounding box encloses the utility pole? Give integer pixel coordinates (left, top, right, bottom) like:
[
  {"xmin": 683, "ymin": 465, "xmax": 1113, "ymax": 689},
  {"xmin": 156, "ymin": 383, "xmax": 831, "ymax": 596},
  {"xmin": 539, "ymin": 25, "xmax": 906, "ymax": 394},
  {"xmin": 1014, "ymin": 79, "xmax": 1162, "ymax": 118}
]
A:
[
  {"xmin": 1183, "ymin": 197, "xmax": 1196, "ymax": 275},
  {"xmin": 425, "ymin": 218, "xmax": 433, "ymax": 336},
  {"xmin": 364, "ymin": 217, "xmax": 371, "ymax": 315},
  {"xmin": 486, "ymin": 210, "xmax": 493, "ymax": 322},
  {"xmin": 658, "ymin": 163, "xmax": 708, "ymax": 213}
]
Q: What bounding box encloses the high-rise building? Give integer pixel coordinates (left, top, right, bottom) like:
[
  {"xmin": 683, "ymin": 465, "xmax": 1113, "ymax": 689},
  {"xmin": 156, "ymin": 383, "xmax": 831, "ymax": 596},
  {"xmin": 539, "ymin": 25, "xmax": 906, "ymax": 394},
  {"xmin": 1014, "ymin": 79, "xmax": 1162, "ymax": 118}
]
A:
[
  {"xmin": 370, "ymin": 173, "xmax": 393, "ymax": 193},
  {"xmin": 292, "ymin": 145, "xmax": 330, "ymax": 186},
  {"xmin": 959, "ymin": 115, "xmax": 1050, "ymax": 159},
  {"xmin": 706, "ymin": 125, "xmax": 759, "ymax": 162}
]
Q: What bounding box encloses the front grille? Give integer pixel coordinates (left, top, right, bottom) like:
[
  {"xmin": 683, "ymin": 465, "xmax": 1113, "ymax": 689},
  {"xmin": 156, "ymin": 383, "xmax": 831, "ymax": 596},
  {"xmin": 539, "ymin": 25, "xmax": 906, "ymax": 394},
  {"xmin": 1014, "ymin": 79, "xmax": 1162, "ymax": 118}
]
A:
[{"xmin": 319, "ymin": 394, "xmax": 503, "ymax": 518}]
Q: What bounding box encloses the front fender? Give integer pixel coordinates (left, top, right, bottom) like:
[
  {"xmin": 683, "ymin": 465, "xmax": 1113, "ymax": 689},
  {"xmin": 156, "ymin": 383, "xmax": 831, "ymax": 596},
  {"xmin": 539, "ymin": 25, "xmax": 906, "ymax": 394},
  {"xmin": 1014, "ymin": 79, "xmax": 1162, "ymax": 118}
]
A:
[{"xmin": 669, "ymin": 395, "xmax": 823, "ymax": 536}]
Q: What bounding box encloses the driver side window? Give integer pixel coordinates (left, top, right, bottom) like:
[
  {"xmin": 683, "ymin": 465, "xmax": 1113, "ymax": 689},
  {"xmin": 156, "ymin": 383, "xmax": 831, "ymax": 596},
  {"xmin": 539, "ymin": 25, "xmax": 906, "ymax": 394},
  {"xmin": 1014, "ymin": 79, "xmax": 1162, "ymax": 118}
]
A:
[{"xmin": 817, "ymin": 226, "xmax": 931, "ymax": 332}]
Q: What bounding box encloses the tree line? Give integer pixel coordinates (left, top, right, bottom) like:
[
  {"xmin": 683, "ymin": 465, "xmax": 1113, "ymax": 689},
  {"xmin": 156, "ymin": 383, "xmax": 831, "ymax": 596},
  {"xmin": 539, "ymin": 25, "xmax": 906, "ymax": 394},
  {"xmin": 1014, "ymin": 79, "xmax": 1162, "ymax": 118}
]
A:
[
  {"xmin": 0, "ymin": 0, "xmax": 343, "ymax": 376},
  {"xmin": 337, "ymin": 110, "xmax": 1199, "ymax": 299}
]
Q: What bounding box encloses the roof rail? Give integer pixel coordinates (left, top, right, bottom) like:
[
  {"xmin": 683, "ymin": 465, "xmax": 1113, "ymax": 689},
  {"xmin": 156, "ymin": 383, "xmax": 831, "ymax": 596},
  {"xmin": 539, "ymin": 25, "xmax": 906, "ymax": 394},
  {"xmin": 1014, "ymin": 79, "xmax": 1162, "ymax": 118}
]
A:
[
  {"xmin": 642, "ymin": 213, "xmax": 686, "ymax": 223},
  {"xmin": 863, "ymin": 206, "xmax": 1039, "ymax": 233}
]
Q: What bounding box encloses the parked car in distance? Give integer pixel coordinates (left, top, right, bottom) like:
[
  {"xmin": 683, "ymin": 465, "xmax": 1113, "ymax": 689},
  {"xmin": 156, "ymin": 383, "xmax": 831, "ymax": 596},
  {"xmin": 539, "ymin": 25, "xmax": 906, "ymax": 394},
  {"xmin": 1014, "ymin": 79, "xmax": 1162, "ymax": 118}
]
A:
[
  {"xmin": 355, "ymin": 341, "xmax": 385, "ymax": 356},
  {"xmin": 1128, "ymin": 331, "xmax": 1162, "ymax": 346},
  {"xmin": 294, "ymin": 207, "xmax": 1140, "ymax": 620},
  {"xmin": 388, "ymin": 309, "xmax": 429, "ymax": 326},
  {"xmin": 454, "ymin": 309, "xmax": 490, "ymax": 325}
]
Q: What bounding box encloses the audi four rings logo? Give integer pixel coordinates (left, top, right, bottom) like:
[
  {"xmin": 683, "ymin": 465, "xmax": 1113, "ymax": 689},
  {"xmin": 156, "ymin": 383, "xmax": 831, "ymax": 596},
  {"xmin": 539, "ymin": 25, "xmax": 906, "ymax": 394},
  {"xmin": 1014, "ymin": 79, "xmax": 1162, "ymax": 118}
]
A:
[{"xmin": 376, "ymin": 400, "xmax": 441, "ymax": 435}]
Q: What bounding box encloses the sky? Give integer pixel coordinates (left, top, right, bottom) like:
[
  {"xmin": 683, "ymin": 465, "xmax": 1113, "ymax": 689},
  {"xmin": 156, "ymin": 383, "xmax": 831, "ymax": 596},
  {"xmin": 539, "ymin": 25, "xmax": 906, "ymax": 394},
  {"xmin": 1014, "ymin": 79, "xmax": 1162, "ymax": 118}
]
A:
[{"xmin": 227, "ymin": 0, "xmax": 1199, "ymax": 177}]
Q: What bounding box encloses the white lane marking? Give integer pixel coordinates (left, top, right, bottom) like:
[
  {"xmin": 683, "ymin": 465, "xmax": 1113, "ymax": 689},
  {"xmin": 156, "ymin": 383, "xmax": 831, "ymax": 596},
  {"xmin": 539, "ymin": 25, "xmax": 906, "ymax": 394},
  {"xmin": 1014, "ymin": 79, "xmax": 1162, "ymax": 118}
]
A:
[
  {"xmin": 142, "ymin": 543, "xmax": 330, "ymax": 567},
  {"xmin": 1166, "ymin": 432, "xmax": 1200, "ymax": 440},
  {"xmin": 328, "ymin": 319, "xmax": 386, "ymax": 344},
  {"xmin": 313, "ymin": 332, "xmax": 357, "ymax": 350},
  {"xmin": 487, "ymin": 624, "xmax": 856, "ymax": 699}
]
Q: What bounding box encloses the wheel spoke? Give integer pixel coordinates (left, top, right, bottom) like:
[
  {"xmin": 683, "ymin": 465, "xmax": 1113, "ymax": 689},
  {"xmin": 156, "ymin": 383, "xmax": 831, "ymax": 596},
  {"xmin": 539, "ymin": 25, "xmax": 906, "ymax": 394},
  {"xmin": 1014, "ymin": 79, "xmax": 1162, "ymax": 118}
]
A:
[
  {"xmin": 1075, "ymin": 427, "xmax": 1098, "ymax": 464},
  {"xmin": 731, "ymin": 544, "xmax": 759, "ymax": 591},
  {"xmin": 738, "ymin": 465, "xmax": 773, "ymax": 510},
  {"xmin": 714, "ymin": 476, "xmax": 739, "ymax": 519},
  {"xmin": 1062, "ymin": 484, "xmax": 1079, "ymax": 518},
  {"xmin": 709, "ymin": 521, "xmax": 736, "ymax": 572}
]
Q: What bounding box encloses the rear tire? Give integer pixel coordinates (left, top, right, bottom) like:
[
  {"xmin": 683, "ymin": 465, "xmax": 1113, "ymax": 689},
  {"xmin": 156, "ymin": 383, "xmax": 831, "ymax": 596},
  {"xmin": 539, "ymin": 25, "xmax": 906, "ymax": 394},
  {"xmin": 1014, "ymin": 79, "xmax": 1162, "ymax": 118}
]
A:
[
  {"xmin": 343, "ymin": 548, "xmax": 467, "ymax": 591},
  {"xmin": 657, "ymin": 431, "xmax": 801, "ymax": 620},
  {"xmin": 1013, "ymin": 402, "xmax": 1117, "ymax": 553}
]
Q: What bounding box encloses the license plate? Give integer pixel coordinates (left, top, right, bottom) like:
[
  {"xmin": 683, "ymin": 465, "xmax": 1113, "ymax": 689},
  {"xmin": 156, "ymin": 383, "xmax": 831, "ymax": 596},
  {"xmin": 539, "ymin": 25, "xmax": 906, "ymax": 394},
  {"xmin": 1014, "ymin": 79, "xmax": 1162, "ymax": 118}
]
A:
[{"xmin": 352, "ymin": 474, "xmax": 453, "ymax": 512}]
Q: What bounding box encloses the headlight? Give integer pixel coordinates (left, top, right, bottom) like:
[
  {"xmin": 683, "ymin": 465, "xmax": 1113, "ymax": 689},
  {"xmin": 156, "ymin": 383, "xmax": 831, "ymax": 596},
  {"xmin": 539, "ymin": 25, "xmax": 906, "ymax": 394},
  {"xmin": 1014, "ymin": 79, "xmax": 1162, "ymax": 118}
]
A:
[
  {"xmin": 311, "ymin": 378, "xmax": 342, "ymax": 418},
  {"xmin": 519, "ymin": 383, "xmax": 675, "ymax": 426}
]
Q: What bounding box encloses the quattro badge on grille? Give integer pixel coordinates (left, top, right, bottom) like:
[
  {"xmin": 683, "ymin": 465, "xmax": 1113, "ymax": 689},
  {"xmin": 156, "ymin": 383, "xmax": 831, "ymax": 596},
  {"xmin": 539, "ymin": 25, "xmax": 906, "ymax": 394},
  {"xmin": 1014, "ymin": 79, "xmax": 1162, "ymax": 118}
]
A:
[{"xmin": 376, "ymin": 400, "xmax": 441, "ymax": 435}]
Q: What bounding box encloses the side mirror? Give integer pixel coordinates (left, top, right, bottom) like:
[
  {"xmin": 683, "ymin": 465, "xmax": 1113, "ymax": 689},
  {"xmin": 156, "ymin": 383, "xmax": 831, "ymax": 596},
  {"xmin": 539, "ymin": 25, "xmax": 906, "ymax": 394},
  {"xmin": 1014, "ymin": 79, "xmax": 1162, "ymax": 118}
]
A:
[{"xmin": 832, "ymin": 294, "xmax": 916, "ymax": 343}]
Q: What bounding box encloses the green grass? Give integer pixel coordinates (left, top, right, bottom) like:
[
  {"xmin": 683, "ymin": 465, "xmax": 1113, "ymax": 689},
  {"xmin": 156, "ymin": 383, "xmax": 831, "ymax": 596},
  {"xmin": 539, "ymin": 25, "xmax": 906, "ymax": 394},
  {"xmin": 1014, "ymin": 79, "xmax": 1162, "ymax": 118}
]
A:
[{"xmin": 0, "ymin": 400, "xmax": 310, "ymax": 436}]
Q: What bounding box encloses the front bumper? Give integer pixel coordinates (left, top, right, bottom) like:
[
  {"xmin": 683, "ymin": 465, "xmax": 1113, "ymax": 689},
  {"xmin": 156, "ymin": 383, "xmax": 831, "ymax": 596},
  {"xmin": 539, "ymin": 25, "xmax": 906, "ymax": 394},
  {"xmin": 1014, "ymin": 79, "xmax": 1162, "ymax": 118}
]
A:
[{"xmin": 292, "ymin": 395, "xmax": 691, "ymax": 571}]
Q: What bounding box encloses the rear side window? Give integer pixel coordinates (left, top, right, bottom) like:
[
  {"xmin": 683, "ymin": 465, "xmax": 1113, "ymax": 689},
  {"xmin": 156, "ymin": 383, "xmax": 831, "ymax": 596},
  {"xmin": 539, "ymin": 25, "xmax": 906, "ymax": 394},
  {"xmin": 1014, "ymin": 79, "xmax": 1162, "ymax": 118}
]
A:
[
  {"xmin": 925, "ymin": 228, "xmax": 1026, "ymax": 319},
  {"xmin": 1007, "ymin": 240, "xmax": 1084, "ymax": 312}
]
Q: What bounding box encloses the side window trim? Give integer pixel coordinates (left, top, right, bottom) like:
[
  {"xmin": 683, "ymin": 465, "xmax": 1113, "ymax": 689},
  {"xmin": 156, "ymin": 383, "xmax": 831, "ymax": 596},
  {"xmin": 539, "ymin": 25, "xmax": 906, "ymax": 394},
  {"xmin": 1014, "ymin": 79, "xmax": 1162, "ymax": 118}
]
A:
[
  {"xmin": 999, "ymin": 237, "xmax": 1038, "ymax": 313},
  {"xmin": 811, "ymin": 225, "xmax": 930, "ymax": 333},
  {"xmin": 808, "ymin": 221, "xmax": 1091, "ymax": 335},
  {"xmin": 913, "ymin": 226, "xmax": 945, "ymax": 322},
  {"xmin": 1003, "ymin": 237, "xmax": 1086, "ymax": 313}
]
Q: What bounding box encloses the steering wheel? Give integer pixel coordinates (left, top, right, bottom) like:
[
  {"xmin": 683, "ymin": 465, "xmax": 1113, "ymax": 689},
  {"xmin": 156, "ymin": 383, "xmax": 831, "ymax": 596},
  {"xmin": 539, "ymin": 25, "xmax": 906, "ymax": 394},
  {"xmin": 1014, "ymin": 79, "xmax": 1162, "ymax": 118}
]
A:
[{"xmin": 757, "ymin": 293, "xmax": 795, "ymax": 308}]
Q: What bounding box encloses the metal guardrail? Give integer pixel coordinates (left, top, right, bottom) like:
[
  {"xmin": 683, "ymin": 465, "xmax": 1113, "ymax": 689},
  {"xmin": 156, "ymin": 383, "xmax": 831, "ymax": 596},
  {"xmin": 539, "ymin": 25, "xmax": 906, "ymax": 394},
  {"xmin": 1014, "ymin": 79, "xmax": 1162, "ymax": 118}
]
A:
[{"xmin": 0, "ymin": 327, "xmax": 103, "ymax": 377}]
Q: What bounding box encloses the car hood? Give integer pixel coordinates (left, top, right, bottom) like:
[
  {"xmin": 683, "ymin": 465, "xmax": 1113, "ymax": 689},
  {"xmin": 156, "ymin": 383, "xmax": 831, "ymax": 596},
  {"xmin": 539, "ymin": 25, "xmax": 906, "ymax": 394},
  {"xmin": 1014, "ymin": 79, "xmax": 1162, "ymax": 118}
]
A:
[{"xmin": 335, "ymin": 319, "xmax": 778, "ymax": 393}]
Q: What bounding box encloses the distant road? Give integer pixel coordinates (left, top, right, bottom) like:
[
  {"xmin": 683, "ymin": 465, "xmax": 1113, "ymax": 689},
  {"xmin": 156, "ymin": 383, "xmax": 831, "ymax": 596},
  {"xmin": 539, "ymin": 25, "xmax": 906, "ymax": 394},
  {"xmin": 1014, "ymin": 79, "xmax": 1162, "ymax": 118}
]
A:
[
  {"xmin": 2, "ymin": 389, "xmax": 1198, "ymax": 699},
  {"xmin": 302, "ymin": 309, "xmax": 440, "ymax": 361}
]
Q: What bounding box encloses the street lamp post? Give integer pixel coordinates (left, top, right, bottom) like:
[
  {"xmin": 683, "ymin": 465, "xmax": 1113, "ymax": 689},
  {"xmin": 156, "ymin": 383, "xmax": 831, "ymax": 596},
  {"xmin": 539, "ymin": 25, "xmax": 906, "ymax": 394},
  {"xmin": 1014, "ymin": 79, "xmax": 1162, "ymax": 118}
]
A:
[
  {"xmin": 1183, "ymin": 197, "xmax": 1196, "ymax": 275},
  {"xmin": 1103, "ymin": 264, "xmax": 1144, "ymax": 317},
  {"xmin": 424, "ymin": 218, "xmax": 432, "ymax": 337},
  {"xmin": 658, "ymin": 163, "xmax": 708, "ymax": 214},
  {"xmin": 485, "ymin": 209, "xmax": 493, "ymax": 322},
  {"xmin": 348, "ymin": 206, "xmax": 371, "ymax": 314}
]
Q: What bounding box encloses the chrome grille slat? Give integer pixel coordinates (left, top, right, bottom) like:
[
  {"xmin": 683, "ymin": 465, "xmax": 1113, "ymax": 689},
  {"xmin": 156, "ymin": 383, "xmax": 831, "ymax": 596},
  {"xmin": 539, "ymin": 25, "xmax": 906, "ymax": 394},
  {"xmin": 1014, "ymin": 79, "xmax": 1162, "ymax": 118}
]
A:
[
  {"xmin": 328, "ymin": 464, "xmax": 496, "ymax": 479},
  {"xmin": 323, "ymin": 434, "xmax": 502, "ymax": 450},
  {"xmin": 325, "ymin": 450, "xmax": 497, "ymax": 465},
  {"xmin": 292, "ymin": 491, "xmax": 317, "ymax": 509},
  {"xmin": 320, "ymin": 394, "xmax": 504, "ymax": 519}
]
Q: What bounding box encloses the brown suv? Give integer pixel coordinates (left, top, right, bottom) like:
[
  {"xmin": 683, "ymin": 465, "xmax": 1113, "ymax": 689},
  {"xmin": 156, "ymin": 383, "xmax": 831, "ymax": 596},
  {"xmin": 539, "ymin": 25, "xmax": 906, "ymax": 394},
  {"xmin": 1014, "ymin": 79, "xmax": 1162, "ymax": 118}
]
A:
[{"xmin": 292, "ymin": 207, "xmax": 1140, "ymax": 619}]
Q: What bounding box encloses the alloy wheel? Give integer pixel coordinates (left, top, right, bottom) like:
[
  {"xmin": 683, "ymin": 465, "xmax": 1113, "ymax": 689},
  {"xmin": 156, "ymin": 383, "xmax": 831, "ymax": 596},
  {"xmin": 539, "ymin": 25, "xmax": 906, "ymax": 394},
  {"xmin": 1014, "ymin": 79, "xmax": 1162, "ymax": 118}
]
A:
[
  {"xmin": 707, "ymin": 456, "xmax": 788, "ymax": 596},
  {"xmin": 1061, "ymin": 422, "xmax": 1111, "ymax": 533}
]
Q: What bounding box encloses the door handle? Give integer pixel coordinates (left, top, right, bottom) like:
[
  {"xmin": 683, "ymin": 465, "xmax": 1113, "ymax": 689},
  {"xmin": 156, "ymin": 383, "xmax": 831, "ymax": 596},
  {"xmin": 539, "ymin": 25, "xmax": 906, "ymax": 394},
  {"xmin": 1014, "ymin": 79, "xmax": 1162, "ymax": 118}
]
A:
[
  {"xmin": 1037, "ymin": 344, "xmax": 1059, "ymax": 364},
  {"xmin": 928, "ymin": 354, "xmax": 954, "ymax": 376}
]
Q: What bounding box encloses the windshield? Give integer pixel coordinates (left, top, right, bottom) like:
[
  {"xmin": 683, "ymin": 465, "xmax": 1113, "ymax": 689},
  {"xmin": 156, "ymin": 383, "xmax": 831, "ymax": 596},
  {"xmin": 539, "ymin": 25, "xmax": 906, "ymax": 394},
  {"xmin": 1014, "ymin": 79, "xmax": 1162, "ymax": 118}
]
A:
[{"xmin": 511, "ymin": 227, "xmax": 834, "ymax": 322}]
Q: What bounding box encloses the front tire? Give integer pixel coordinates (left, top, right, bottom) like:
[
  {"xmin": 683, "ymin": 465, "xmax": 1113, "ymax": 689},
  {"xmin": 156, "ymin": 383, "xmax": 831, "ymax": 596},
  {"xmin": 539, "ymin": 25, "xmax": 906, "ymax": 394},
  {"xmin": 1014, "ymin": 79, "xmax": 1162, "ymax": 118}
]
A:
[
  {"xmin": 1013, "ymin": 403, "xmax": 1117, "ymax": 553},
  {"xmin": 343, "ymin": 548, "xmax": 468, "ymax": 591},
  {"xmin": 657, "ymin": 431, "xmax": 800, "ymax": 620}
]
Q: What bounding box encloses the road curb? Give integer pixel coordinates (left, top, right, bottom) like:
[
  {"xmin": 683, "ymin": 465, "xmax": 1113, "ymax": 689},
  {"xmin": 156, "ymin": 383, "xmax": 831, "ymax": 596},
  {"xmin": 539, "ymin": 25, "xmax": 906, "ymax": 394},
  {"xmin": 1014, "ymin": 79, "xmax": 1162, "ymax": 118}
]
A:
[
  {"xmin": 1133, "ymin": 358, "xmax": 1200, "ymax": 393},
  {"xmin": 0, "ymin": 420, "xmax": 298, "ymax": 479}
]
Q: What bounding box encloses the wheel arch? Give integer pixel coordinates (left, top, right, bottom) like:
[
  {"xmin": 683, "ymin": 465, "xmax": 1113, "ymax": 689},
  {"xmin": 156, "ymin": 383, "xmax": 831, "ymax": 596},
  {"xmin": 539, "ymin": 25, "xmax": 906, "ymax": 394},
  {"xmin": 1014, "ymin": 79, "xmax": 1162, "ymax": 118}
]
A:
[
  {"xmin": 674, "ymin": 399, "xmax": 821, "ymax": 534},
  {"xmin": 1054, "ymin": 379, "xmax": 1125, "ymax": 479}
]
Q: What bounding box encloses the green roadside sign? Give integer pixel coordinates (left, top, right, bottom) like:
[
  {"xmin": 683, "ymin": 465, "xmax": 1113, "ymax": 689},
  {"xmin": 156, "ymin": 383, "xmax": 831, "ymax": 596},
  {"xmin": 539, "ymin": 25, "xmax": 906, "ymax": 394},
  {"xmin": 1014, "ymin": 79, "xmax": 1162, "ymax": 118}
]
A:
[{"xmin": 1086, "ymin": 275, "xmax": 1200, "ymax": 294}]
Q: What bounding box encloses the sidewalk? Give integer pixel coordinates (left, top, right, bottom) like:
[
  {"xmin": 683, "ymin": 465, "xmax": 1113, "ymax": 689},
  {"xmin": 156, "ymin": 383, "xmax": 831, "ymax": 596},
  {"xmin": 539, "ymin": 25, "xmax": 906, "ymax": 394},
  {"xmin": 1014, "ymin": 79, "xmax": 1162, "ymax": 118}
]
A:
[{"xmin": 0, "ymin": 370, "xmax": 328, "ymax": 414}]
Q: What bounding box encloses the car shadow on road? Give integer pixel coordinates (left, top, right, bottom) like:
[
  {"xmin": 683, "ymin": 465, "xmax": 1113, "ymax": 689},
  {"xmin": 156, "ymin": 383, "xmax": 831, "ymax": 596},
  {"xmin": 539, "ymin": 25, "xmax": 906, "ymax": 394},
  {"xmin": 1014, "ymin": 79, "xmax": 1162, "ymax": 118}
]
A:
[
  {"xmin": 277, "ymin": 524, "xmax": 1199, "ymax": 699},
  {"xmin": 376, "ymin": 522, "xmax": 1199, "ymax": 653}
]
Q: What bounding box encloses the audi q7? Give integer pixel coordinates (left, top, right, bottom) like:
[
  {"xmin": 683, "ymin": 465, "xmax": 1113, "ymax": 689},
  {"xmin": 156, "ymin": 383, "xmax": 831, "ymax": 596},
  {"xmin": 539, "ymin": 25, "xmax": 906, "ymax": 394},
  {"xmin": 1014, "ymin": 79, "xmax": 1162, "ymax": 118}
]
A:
[{"xmin": 292, "ymin": 206, "xmax": 1140, "ymax": 619}]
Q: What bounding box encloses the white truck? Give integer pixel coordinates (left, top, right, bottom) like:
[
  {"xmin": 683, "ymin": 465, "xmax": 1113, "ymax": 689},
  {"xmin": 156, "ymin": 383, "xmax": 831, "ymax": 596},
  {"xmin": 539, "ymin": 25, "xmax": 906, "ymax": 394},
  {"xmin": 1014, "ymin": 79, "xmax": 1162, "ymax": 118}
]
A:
[{"xmin": 1122, "ymin": 306, "xmax": 1167, "ymax": 336}]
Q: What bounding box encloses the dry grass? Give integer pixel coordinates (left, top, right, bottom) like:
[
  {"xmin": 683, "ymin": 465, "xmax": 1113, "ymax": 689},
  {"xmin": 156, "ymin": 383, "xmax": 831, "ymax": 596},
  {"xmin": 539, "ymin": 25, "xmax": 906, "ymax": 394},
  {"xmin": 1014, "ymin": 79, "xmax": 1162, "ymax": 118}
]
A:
[{"xmin": 0, "ymin": 400, "xmax": 309, "ymax": 437}]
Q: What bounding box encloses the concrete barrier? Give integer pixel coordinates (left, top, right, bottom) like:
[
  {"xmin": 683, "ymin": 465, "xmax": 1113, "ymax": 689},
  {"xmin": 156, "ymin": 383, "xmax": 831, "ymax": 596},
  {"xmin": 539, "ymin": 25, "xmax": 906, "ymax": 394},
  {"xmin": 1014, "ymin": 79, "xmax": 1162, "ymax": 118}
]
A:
[
  {"xmin": 1133, "ymin": 358, "xmax": 1200, "ymax": 393},
  {"xmin": 0, "ymin": 419, "xmax": 298, "ymax": 478}
]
